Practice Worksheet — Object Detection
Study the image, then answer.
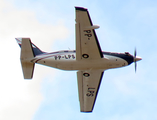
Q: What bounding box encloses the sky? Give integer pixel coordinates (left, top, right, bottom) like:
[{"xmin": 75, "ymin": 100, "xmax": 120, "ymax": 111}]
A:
[{"xmin": 0, "ymin": 0, "xmax": 157, "ymax": 120}]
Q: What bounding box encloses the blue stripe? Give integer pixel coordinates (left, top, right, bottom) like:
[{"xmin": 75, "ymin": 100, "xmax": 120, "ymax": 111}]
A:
[{"xmin": 103, "ymin": 52, "xmax": 134, "ymax": 65}]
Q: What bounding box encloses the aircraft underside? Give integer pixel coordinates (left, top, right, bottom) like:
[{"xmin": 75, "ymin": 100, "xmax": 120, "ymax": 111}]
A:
[
  {"xmin": 15, "ymin": 7, "xmax": 142, "ymax": 112},
  {"xmin": 34, "ymin": 53, "xmax": 129, "ymax": 70}
]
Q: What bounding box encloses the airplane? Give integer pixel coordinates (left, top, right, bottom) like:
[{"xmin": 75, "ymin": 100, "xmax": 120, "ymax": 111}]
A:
[{"xmin": 16, "ymin": 7, "xmax": 142, "ymax": 112}]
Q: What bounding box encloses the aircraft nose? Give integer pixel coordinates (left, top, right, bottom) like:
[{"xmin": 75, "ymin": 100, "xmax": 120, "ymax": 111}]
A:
[{"xmin": 134, "ymin": 56, "xmax": 142, "ymax": 62}]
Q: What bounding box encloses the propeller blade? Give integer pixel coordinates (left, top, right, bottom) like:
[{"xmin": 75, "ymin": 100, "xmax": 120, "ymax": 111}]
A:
[
  {"xmin": 135, "ymin": 62, "xmax": 137, "ymax": 72},
  {"xmin": 134, "ymin": 48, "xmax": 137, "ymax": 59},
  {"xmin": 134, "ymin": 48, "xmax": 137, "ymax": 72}
]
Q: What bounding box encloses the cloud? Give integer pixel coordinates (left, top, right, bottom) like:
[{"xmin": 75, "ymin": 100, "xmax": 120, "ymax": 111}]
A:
[{"xmin": 0, "ymin": 0, "xmax": 69, "ymax": 120}]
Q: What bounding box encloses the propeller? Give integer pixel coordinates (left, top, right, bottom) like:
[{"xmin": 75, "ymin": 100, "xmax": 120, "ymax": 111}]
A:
[
  {"xmin": 134, "ymin": 48, "xmax": 142, "ymax": 72},
  {"xmin": 134, "ymin": 48, "xmax": 137, "ymax": 72}
]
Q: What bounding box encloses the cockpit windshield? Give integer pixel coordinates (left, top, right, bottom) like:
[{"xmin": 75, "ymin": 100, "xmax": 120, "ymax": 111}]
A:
[{"xmin": 125, "ymin": 52, "xmax": 130, "ymax": 56}]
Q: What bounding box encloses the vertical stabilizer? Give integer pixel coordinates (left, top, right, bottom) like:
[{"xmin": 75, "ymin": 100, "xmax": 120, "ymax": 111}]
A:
[
  {"xmin": 20, "ymin": 38, "xmax": 35, "ymax": 79},
  {"xmin": 16, "ymin": 38, "xmax": 45, "ymax": 56}
]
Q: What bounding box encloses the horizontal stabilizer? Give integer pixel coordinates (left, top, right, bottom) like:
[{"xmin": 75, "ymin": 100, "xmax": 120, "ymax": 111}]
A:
[
  {"xmin": 21, "ymin": 61, "xmax": 35, "ymax": 79},
  {"xmin": 20, "ymin": 38, "xmax": 35, "ymax": 79}
]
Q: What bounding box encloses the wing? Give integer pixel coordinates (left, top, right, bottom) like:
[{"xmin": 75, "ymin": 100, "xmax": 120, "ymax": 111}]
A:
[
  {"xmin": 77, "ymin": 70, "xmax": 104, "ymax": 112},
  {"xmin": 75, "ymin": 7, "xmax": 103, "ymax": 60}
]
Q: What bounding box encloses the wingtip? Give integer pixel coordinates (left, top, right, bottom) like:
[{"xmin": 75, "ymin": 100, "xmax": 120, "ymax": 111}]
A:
[
  {"xmin": 81, "ymin": 110, "xmax": 92, "ymax": 113},
  {"xmin": 80, "ymin": 108, "xmax": 93, "ymax": 113},
  {"xmin": 75, "ymin": 6, "xmax": 87, "ymax": 11}
]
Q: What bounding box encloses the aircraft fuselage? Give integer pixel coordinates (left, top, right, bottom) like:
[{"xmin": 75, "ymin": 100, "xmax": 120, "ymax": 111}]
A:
[{"xmin": 32, "ymin": 50, "xmax": 134, "ymax": 71}]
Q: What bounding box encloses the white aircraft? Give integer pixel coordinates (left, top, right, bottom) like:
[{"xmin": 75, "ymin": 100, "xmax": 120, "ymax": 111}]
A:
[{"xmin": 16, "ymin": 7, "xmax": 142, "ymax": 112}]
